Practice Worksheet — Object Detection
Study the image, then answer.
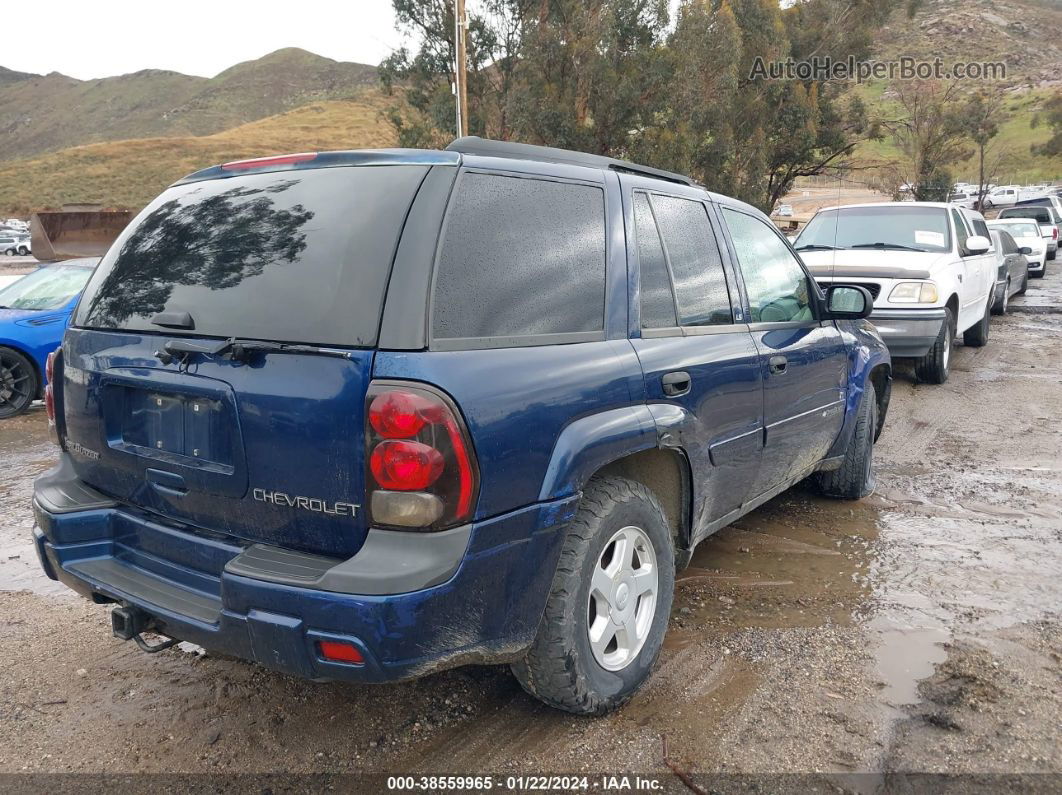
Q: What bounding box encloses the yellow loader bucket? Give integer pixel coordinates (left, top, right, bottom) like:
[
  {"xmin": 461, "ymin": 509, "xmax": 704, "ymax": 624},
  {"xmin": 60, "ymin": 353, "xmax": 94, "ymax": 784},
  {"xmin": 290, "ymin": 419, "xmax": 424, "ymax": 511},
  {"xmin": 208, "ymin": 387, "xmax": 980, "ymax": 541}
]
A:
[{"xmin": 29, "ymin": 210, "xmax": 133, "ymax": 261}]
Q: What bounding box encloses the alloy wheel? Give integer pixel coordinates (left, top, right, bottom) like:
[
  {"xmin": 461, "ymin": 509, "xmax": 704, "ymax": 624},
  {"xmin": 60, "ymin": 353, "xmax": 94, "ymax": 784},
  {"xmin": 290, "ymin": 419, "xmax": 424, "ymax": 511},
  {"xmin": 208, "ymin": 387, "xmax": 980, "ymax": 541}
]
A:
[
  {"xmin": 0, "ymin": 351, "xmax": 34, "ymax": 416},
  {"xmin": 587, "ymin": 525, "xmax": 658, "ymax": 671}
]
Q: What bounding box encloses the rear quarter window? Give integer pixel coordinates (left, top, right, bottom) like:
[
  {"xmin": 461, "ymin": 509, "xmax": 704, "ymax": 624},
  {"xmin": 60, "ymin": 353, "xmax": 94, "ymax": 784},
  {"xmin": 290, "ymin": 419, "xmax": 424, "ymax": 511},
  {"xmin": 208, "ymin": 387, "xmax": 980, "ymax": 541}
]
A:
[{"xmin": 431, "ymin": 172, "xmax": 606, "ymax": 346}]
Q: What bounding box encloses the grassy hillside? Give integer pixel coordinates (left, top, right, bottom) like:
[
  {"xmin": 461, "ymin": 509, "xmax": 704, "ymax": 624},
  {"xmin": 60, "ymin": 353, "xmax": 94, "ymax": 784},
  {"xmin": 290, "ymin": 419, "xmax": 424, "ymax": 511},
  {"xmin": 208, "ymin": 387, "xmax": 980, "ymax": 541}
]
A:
[
  {"xmin": 0, "ymin": 48, "xmax": 377, "ymax": 162},
  {"xmin": 850, "ymin": 0, "xmax": 1062, "ymax": 183},
  {"xmin": 0, "ymin": 96, "xmax": 397, "ymax": 215},
  {"xmin": 855, "ymin": 87, "xmax": 1061, "ymax": 184}
]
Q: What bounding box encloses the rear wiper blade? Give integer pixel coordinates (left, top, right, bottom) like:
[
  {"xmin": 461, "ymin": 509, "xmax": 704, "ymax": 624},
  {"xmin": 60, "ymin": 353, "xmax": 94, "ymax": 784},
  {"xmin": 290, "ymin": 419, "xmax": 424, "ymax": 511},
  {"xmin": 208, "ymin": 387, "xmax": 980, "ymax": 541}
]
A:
[
  {"xmin": 157, "ymin": 337, "xmax": 353, "ymax": 365},
  {"xmin": 850, "ymin": 242, "xmax": 928, "ymax": 252},
  {"xmin": 794, "ymin": 243, "xmax": 839, "ymax": 251}
]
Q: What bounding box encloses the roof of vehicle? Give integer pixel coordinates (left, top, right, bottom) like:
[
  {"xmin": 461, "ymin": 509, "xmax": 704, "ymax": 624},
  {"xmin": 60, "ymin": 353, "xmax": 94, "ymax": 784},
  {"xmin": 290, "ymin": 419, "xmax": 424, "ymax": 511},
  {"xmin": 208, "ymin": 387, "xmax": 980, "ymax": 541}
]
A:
[
  {"xmin": 175, "ymin": 139, "xmax": 700, "ymax": 190},
  {"xmin": 43, "ymin": 257, "xmax": 99, "ymax": 268},
  {"xmin": 988, "ymin": 217, "xmax": 1040, "ymax": 224},
  {"xmin": 811, "ymin": 201, "xmax": 958, "ymax": 212}
]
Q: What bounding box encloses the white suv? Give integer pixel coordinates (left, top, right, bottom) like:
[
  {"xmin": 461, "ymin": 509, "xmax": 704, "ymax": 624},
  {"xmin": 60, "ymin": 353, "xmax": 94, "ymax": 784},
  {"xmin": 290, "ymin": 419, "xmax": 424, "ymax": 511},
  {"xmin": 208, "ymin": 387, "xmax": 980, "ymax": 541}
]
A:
[{"xmin": 794, "ymin": 202, "xmax": 997, "ymax": 384}]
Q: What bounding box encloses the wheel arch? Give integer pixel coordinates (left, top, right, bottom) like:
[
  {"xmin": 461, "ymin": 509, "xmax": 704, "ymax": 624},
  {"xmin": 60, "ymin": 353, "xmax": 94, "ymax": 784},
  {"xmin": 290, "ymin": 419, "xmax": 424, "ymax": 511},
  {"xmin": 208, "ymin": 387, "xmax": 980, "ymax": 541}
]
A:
[{"xmin": 538, "ymin": 405, "xmax": 694, "ymax": 566}]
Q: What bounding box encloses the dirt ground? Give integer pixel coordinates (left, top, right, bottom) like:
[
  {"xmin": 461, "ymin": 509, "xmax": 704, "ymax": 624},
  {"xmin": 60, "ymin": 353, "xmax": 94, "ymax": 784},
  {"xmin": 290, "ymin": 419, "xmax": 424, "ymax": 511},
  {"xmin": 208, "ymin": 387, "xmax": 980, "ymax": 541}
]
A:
[{"xmin": 0, "ymin": 270, "xmax": 1060, "ymax": 792}]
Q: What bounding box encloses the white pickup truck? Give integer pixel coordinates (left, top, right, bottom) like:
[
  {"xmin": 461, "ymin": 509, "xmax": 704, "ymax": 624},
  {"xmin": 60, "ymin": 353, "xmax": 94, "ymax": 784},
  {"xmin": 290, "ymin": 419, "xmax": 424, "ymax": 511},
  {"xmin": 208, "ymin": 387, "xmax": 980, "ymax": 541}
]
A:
[{"xmin": 794, "ymin": 202, "xmax": 997, "ymax": 384}]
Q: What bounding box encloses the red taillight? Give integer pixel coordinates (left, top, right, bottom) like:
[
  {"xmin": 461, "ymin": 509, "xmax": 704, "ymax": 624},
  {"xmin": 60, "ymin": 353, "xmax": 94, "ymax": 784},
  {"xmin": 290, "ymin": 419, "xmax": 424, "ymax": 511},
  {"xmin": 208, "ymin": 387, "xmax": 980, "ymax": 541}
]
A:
[
  {"xmin": 317, "ymin": 640, "xmax": 364, "ymax": 665},
  {"xmin": 370, "ymin": 440, "xmax": 444, "ymax": 490},
  {"xmin": 369, "ymin": 391, "xmax": 434, "ymax": 438},
  {"xmin": 365, "ymin": 383, "xmax": 478, "ymax": 530},
  {"xmin": 1054, "ymin": 227, "xmax": 1058, "ymax": 241},
  {"xmin": 44, "ymin": 350, "xmax": 58, "ymax": 434},
  {"xmin": 220, "ymin": 152, "xmax": 317, "ymax": 171}
]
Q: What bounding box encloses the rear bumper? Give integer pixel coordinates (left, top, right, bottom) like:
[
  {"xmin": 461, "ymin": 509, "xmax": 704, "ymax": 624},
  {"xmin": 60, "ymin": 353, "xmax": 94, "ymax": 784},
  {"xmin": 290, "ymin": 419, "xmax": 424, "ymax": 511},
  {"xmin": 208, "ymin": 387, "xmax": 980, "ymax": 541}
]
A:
[
  {"xmin": 32, "ymin": 457, "xmax": 577, "ymax": 683},
  {"xmin": 868, "ymin": 308, "xmax": 946, "ymax": 359}
]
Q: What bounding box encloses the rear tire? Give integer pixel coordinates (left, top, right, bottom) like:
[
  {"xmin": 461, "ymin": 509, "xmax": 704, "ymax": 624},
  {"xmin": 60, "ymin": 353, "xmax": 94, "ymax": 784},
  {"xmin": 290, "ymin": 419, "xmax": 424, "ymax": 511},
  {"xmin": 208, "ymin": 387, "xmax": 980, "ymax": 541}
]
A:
[
  {"xmin": 511, "ymin": 475, "xmax": 675, "ymax": 715},
  {"xmin": 991, "ymin": 281, "xmax": 1009, "ymax": 315},
  {"xmin": 915, "ymin": 306, "xmax": 954, "ymax": 385},
  {"xmin": 963, "ymin": 296, "xmax": 991, "ymax": 347},
  {"xmin": 2, "ymin": 248, "xmax": 14, "ymax": 256},
  {"xmin": 0, "ymin": 347, "xmax": 38, "ymax": 418},
  {"xmin": 815, "ymin": 383, "xmax": 877, "ymax": 500}
]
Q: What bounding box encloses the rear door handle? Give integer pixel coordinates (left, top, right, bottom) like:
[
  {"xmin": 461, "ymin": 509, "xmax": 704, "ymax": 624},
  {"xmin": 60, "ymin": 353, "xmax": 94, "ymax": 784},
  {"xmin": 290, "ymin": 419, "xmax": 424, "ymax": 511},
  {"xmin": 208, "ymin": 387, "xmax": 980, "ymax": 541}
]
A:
[
  {"xmin": 661, "ymin": 371, "xmax": 691, "ymax": 397},
  {"xmin": 768, "ymin": 355, "xmax": 788, "ymax": 375}
]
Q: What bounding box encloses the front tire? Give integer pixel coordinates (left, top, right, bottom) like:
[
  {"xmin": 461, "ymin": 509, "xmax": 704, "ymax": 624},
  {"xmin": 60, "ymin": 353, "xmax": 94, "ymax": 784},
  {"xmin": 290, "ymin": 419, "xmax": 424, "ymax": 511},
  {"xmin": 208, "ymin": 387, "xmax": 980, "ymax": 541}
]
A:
[
  {"xmin": 16, "ymin": 245, "xmax": 28, "ymax": 256},
  {"xmin": 511, "ymin": 475, "xmax": 675, "ymax": 715},
  {"xmin": 815, "ymin": 382, "xmax": 877, "ymax": 500},
  {"xmin": 0, "ymin": 347, "xmax": 39, "ymax": 418},
  {"xmin": 963, "ymin": 295, "xmax": 991, "ymax": 347},
  {"xmin": 915, "ymin": 306, "xmax": 954, "ymax": 384}
]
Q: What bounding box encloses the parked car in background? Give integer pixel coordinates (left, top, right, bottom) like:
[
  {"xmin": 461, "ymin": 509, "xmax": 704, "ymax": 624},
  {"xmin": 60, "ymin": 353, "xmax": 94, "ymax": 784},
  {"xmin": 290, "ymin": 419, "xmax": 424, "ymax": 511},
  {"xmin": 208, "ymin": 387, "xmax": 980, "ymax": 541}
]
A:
[
  {"xmin": 1, "ymin": 234, "xmax": 31, "ymax": 256},
  {"xmin": 988, "ymin": 230, "xmax": 1028, "ymax": 315},
  {"xmin": 795, "ymin": 202, "xmax": 996, "ymax": 384},
  {"xmin": 1014, "ymin": 193, "xmax": 1062, "ymax": 218},
  {"xmin": 30, "ymin": 140, "xmax": 891, "ymax": 715},
  {"xmin": 948, "ymin": 189, "xmax": 978, "ymax": 210},
  {"xmin": 0, "ymin": 258, "xmax": 98, "ymax": 417},
  {"xmin": 983, "ymin": 185, "xmax": 1020, "ymax": 208},
  {"xmin": 988, "ymin": 218, "xmax": 1047, "ymax": 277},
  {"xmin": 998, "ymin": 205, "xmax": 1060, "ymax": 261}
]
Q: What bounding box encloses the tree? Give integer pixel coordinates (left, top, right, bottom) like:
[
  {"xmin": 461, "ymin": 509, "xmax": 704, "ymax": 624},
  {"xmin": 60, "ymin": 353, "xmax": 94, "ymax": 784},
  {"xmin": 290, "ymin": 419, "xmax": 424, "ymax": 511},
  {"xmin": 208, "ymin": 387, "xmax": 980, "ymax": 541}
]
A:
[
  {"xmin": 504, "ymin": 0, "xmax": 670, "ymax": 156},
  {"xmin": 880, "ymin": 81, "xmax": 971, "ymax": 202},
  {"xmin": 960, "ymin": 91, "xmax": 1006, "ymax": 210},
  {"xmin": 379, "ymin": 0, "xmax": 531, "ymax": 146}
]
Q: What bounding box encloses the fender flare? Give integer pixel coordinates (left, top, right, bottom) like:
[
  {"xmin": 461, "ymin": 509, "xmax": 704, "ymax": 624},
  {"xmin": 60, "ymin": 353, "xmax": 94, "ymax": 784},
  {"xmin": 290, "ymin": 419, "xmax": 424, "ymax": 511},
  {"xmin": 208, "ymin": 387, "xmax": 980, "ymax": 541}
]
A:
[
  {"xmin": 537, "ymin": 405, "xmax": 659, "ymax": 502},
  {"xmin": 827, "ymin": 345, "xmax": 891, "ymax": 459}
]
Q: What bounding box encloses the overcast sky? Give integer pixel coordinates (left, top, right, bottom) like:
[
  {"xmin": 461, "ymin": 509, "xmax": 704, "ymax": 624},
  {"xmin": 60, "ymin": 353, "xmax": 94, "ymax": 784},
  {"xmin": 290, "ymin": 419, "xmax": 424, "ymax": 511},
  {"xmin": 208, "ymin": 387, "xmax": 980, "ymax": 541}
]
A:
[{"xmin": 5, "ymin": 0, "xmax": 403, "ymax": 79}]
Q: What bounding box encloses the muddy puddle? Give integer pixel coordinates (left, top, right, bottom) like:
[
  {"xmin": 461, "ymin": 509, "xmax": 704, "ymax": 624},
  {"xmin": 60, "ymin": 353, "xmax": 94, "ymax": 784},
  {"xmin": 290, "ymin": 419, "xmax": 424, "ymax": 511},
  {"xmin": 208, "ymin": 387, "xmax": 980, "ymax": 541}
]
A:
[{"xmin": 0, "ymin": 406, "xmax": 66, "ymax": 596}]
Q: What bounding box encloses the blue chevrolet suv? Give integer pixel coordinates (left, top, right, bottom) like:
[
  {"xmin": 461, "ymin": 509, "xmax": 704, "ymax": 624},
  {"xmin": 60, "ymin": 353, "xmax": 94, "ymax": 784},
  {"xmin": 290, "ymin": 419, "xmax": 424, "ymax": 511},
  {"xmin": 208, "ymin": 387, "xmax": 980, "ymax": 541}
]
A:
[{"xmin": 32, "ymin": 138, "xmax": 891, "ymax": 714}]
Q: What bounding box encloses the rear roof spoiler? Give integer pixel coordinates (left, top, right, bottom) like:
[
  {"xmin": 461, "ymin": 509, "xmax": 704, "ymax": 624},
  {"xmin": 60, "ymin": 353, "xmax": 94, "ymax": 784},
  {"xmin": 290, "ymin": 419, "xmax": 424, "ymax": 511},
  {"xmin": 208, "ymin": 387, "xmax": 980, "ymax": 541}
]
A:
[{"xmin": 173, "ymin": 149, "xmax": 461, "ymax": 186}]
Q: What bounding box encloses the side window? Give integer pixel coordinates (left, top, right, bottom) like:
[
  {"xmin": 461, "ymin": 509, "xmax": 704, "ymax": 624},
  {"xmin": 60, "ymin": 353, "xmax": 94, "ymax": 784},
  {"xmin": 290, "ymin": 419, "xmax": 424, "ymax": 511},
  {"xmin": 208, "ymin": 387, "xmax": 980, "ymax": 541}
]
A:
[
  {"xmin": 721, "ymin": 208, "xmax": 814, "ymax": 325},
  {"xmin": 650, "ymin": 195, "xmax": 733, "ymax": 326},
  {"xmin": 972, "ymin": 218, "xmax": 991, "ymax": 240},
  {"xmin": 952, "ymin": 210, "xmax": 970, "ymax": 253},
  {"xmin": 432, "ymin": 172, "xmax": 606, "ymax": 342},
  {"xmin": 633, "ymin": 192, "xmax": 677, "ymax": 329}
]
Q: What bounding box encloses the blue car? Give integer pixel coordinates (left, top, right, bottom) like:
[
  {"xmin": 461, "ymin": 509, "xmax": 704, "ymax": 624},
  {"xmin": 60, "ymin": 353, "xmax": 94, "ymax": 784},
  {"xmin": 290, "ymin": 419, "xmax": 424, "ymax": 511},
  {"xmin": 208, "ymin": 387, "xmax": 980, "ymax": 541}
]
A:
[
  {"xmin": 0, "ymin": 258, "xmax": 98, "ymax": 418},
  {"xmin": 33, "ymin": 140, "xmax": 890, "ymax": 714}
]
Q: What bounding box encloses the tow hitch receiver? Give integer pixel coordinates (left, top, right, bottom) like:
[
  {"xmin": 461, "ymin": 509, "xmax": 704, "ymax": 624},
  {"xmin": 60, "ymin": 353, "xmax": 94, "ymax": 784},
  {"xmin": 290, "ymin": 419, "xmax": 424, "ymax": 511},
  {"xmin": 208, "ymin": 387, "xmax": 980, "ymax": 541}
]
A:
[{"xmin": 111, "ymin": 606, "xmax": 180, "ymax": 653}]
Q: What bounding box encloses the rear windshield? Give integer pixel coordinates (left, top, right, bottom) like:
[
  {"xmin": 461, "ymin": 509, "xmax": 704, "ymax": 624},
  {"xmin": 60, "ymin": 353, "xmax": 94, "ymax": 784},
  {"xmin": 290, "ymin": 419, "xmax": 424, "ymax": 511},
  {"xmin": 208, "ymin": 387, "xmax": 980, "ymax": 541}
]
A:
[
  {"xmin": 1000, "ymin": 207, "xmax": 1051, "ymax": 223},
  {"xmin": 796, "ymin": 205, "xmax": 951, "ymax": 253},
  {"xmin": 75, "ymin": 165, "xmax": 430, "ymax": 346},
  {"xmin": 989, "ymin": 221, "xmax": 1041, "ymax": 240}
]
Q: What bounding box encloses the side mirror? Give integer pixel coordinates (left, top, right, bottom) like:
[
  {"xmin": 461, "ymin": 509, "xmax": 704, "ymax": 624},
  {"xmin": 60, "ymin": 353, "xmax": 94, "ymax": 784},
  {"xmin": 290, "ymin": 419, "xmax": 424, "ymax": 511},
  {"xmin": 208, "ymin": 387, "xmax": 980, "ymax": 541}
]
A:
[
  {"xmin": 824, "ymin": 285, "xmax": 873, "ymax": 320},
  {"xmin": 1019, "ymin": 246, "xmax": 1032, "ymax": 255},
  {"xmin": 965, "ymin": 235, "xmax": 991, "ymax": 254}
]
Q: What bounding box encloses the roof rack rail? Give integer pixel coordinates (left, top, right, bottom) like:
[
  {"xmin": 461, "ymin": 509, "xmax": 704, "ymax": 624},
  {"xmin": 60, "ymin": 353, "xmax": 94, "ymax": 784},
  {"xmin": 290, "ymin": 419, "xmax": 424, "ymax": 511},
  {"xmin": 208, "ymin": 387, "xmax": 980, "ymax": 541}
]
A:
[{"xmin": 446, "ymin": 136, "xmax": 696, "ymax": 187}]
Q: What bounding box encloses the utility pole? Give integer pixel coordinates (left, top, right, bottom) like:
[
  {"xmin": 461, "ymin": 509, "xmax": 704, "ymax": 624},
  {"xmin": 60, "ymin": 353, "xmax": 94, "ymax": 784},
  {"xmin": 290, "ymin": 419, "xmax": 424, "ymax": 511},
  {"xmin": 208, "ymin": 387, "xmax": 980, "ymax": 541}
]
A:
[{"xmin": 454, "ymin": 0, "xmax": 469, "ymax": 138}]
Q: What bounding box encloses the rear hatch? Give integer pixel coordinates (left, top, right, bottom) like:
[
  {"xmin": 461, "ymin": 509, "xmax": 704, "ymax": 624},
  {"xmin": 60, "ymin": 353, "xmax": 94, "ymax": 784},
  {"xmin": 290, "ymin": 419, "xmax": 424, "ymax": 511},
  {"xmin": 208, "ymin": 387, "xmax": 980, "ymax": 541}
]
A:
[{"xmin": 61, "ymin": 161, "xmax": 433, "ymax": 557}]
